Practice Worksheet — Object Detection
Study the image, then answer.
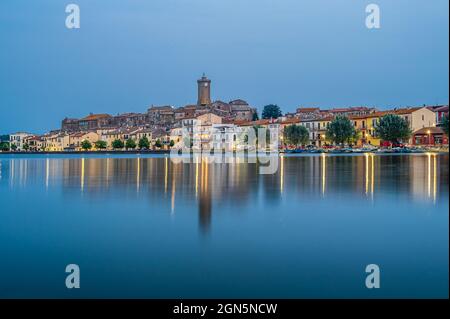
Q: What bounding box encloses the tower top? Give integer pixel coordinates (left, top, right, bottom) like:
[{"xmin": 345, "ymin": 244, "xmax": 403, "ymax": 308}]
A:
[
  {"xmin": 199, "ymin": 73, "xmax": 209, "ymax": 81},
  {"xmin": 197, "ymin": 74, "xmax": 211, "ymax": 106}
]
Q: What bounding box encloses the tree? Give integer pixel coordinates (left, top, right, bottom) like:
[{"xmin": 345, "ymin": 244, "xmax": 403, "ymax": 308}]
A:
[
  {"xmin": 138, "ymin": 136, "xmax": 150, "ymax": 149},
  {"xmin": 349, "ymin": 130, "xmax": 362, "ymax": 146},
  {"xmin": 0, "ymin": 142, "xmax": 9, "ymax": 151},
  {"xmin": 441, "ymin": 114, "xmax": 449, "ymax": 137},
  {"xmin": 10, "ymin": 143, "xmax": 17, "ymax": 151},
  {"xmin": 81, "ymin": 140, "xmax": 92, "ymax": 151},
  {"xmin": 284, "ymin": 124, "xmax": 309, "ymax": 146},
  {"xmin": 111, "ymin": 139, "xmax": 124, "ymax": 150},
  {"xmin": 125, "ymin": 138, "xmax": 136, "ymax": 150},
  {"xmin": 23, "ymin": 143, "xmax": 30, "ymax": 151},
  {"xmin": 252, "ymin": 111, "xmax": 259, "ymax": 121},
  {"xmin": 169, "ymin": 140, "xmax": 175, "ymax": 148},
  {"xmin": 262, "ymin": 104, "xmax": 282, "ymax": 119},
  {"xmin": 242, "ymin": 125, "xmax": 271, "ymax": 147},
  {"xmin": 325, "ymin": 115, "xmax": 356, "ymax": 146},
  {"xmin": 94, "ymin": 140, "xmax": 107, "ymax": 150},
  {"xmin": 375, "ymin": 114, "xmax": 412, "ymax": 144},
  {"xmin": 154, "ymin": 139, "xmax": 162, "ymax": 148}
]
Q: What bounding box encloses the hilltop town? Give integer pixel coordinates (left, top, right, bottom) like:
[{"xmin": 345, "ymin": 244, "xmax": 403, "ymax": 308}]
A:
[{"xmin": 1, "ymin": 75, "xmax": 449, "ymax": 152}]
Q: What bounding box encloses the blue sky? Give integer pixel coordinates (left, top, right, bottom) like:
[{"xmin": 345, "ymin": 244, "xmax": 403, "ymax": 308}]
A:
[{"xmin": 0, "ymin": 0, "xmax": 448, "ymax": 133}]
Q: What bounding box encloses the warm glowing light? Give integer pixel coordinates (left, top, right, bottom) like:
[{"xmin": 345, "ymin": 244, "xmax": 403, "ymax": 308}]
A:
[
  {"xmin": 81, "ymin": 157, "xmax": 85, "ymax": 192},
  {"xmin": 136, "ymin": 157, "xmax": 140, "ymax": 191},
  {"xmin": 164, "ymin": 156, "xmax": 168, "ymax": 194},
  {"xmin": 280, "ymin": 154, "xmax": 284, "ymax": 194},
  {"xmin": 433, "ymin": 154, "xmax": 437, "ymax": 203},
  {"xmin": 427, "ymin": 153, "xmax": 431, "ymax": 198},
  {"xmin": 365, "ymin": 153, "xmax": 369, "ymax": 195},
  {"xmin": 322, "ymin": 153, "xmax": 326, "ymax": 196}
]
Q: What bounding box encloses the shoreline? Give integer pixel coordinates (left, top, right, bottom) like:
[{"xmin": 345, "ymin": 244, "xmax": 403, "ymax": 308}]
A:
[{"xmin": 0, "ymin": 150, "xmax": 448, "ymax": 156}]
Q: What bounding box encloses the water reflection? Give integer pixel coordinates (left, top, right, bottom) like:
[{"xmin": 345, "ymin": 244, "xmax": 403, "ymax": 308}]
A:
[{"xmin": 1, "ymin": 154, "xmax": 448, "ymax": 232}]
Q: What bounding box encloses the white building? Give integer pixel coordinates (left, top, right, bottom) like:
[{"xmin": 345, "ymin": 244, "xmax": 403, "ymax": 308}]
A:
[
  {"xmin": 9, "ymin": 132, "xmax": 33, "ymax": 151},
  {"xmin": 211, "ymin": 124, "xmax": 239, "ymax": 152}
]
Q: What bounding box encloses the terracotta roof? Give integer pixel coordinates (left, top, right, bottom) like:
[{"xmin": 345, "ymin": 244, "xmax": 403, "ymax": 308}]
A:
[
  {"xmin": 296, "ymin": 107, "xmax": 319, "ymax": 112},
  {"xmin": 280, "ymin": 118, "xmax": 301, "ymax": 125},
  {"xmin": 413, "ymin": 127, "xmax": 444, "ymax": 135},
  {"xmin": 81, "ymin": 114, "xmax": 111, "ymax": 121}
]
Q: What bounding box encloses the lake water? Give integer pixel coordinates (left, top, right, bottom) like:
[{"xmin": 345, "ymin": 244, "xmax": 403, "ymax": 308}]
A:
[{"xmin": 0, "ymin": 153, "xmax": 448, "ymax": 298}]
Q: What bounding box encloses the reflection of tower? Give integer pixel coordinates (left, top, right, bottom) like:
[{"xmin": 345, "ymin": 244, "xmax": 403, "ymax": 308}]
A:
[
  {"xmin": 198, "ymin": 160, "xmax": 212, "ymax": 233},
  {"xmin": 197, "ymin": 73, "xmax": 211, "ymax": 106}
]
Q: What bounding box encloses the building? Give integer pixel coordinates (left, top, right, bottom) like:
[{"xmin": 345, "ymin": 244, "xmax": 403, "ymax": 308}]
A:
[
  {"xmin": 78, "ymin": 113, "xmax": 112, "ymax": 131},
  {"xmin": 9, "ymin": 132, "xmax": 33, "ymax": 151},
  {"xmin": 147, "ymin": 105, "xmax": 175, "ymax": 127},
  {"xmin": 295, "ymin": 107, "xmax": 321, "ymax": 120},
  {"xmin": 327, "ymin": 106, "xmax": 377, "ymax": 117},
  {"xmin": 191, "ymin": 113, "xmax": 223, "ymax": 150},
  {"xmin": 24, "ymin": 135, "xmax": 44, "ymax": 152},
  {"xmin": 197, "ymin": 74, "xmax": 211, "ymax": 106},
  {"xmin": 42, "ymin": 132, "xmax": 70, "ymax": 152},
  {"xmin": 68, "ymin": 132, "xmax": 99, "ymax": 151},
  {"xmin": 412, "ymin": 127, "xmax": 448, "ymax": 146},
  {"xmin": 211, "ymin": 124, "xmax": 239, "ymax": 151},
  {"xmin": 428, "ymin": 105, "xmax": 449, "ymax": 126}
]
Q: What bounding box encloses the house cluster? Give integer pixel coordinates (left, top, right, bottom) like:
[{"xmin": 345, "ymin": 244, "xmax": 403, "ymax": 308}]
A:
[{"xmin": 3, "ymin": 75, "xmax": 449, "ymax": 152}]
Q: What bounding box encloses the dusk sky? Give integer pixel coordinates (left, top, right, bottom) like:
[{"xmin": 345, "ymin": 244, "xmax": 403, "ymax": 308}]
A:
[{"xmin": 0, "ymin": 0, "xmax": 448, "ymax": 133}]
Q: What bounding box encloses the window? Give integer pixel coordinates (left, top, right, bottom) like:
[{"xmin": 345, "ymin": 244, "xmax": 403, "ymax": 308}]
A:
[{"xmin": 422, "ymin": 115, "xmax": 424, "ymax": 121}]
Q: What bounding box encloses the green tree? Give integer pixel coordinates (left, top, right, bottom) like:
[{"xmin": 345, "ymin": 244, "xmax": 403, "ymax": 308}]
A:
[
  {"xmin": 375, "ymin": 114, "xmax": 412, "ymax": 144},
  {"xmin": 284, "ymin": 124, "xmax": 309, "ymax": 146},
  {"xmin": 441, "ymin": 114, "xmax": 449, "ymax": 136},
  {"xmin": 94, "ymin": 140, "xmax": 107, "ymax": 150},
  {"xmin": 138, "ymin": 136, "xmax": 150, "ymax": 149},
  {"xmin": 23, "ymin": 143, "xmax": 30, "ymax": 151},
  {"xmin": 111, "ymin": 139, "xmax": 124, "ymax": 150},
  {"xmin": 169, "ymin": 140, "xmax": 175, "ymax": 148},
  {"xmin": 325, "ymin": 115, "xmax": 356, "ymax": 146},
  {"xmin": 242, "ymin": 125, "xmax": 271, "ymax": 147},
  {"xmin": 81, "ymin": 140, "xmax": 92, "ymax": 151},
  {"xmin": 262, "ymin": 104, "xmax": 282, "ymax": 119},
  {"xmin": 348, "ymin": 130, "xmax": 362, "ymax": 146},
  {"xmin": 154, "ymin": 139, "xmax": 162, "ymax": 148},
  {"xmin": 252, "ymin": 111, "xmax": 259, "ymax": 121},
  {"xmin": 125, "ymin": 138, "xmax": 136, "ymax": 150},
  {"xmin": 10, "ymin": 143, "xmax": 17, "ymax": 151},
  {"xmin": 0, "ymin": 142, "xmax": 9, "ymax": 151}
]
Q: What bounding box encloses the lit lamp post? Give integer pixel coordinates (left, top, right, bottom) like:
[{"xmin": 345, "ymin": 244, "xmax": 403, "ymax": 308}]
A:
[{"xmin": 427, "ymin": 130, "xmax": 431, "ymax": 146}]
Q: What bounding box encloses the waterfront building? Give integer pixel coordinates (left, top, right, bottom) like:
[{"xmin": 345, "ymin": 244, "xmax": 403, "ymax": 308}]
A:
[
  {"xmin": 43, "ymin": 132, "xmax": 70, "ymax": 151},
  {"xmin": 68, "ymin": 132, "xmax": 99, "ymax": 151},
  {"xmin": 211, "ymin": 124, "xmax": 239, "ymax": 151},
  {"xmin": 412, "ymin": 127, "xmax": 448, "ymax": 146},
  {"xmin": 427, "ymin": 105, "xmax": 449, "ymax": 126},
  {"xmin": 23, "ymin": 135, "xmax": 44, "ymax": 152},
  {"xmin": 192, "ymin": 113, "xmax": 223, "ymax": 150},
  {"xmin": 298, "ymin": 118, "xmax": 331, "ymax": 146},
  {"xmin": 9, "ymin": 132, "xmax": 33, "ymax": 151}
]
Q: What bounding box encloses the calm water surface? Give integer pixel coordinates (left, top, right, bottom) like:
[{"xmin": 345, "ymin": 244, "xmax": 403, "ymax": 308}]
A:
[{"xmin": 0, "ymin": 153, "xmax": 448, "ymax": 298}]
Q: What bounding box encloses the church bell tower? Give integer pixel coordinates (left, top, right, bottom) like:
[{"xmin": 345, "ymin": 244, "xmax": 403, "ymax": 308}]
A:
[{"xmin": 197, "ymin": 73, "xmax": 211, "ymax": 106}]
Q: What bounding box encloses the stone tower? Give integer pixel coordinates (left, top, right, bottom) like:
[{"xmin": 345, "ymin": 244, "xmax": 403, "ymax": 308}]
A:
[{"xmin": 197, "ymin": 73, "xmax": 211, "ymax": 106}]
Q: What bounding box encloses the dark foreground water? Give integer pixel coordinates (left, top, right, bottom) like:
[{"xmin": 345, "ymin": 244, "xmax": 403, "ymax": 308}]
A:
[{"xmin": 0, "ymin": 153, "xmax": 448, "ymax": 298}]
